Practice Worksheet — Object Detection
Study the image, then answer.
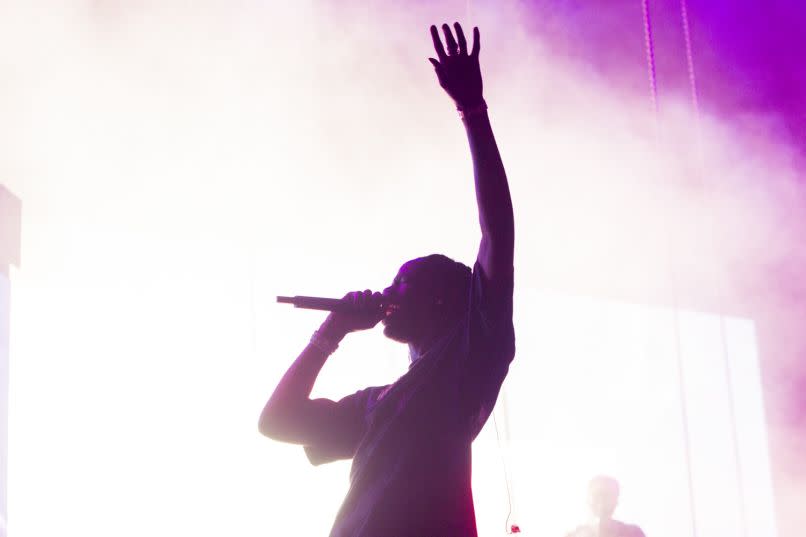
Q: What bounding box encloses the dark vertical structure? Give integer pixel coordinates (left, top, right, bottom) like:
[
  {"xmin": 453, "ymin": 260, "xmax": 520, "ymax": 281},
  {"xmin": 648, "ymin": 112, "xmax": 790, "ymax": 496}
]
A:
[{"xmin": 0, "ymin": 185, "xmax": 21, "ymax": 537}]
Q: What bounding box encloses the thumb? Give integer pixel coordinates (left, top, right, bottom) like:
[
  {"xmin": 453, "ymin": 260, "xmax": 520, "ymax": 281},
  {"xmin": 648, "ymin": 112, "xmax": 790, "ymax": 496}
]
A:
[{"xmin": 428, "ymin": 58, "xmax": 440, "ymax": 69}]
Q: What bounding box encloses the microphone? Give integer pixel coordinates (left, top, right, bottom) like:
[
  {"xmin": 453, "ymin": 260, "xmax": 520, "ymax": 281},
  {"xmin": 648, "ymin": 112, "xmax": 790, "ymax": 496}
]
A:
[{"xmin": 276, "ymin": 295, "xmax": 391, "ymax": 314}]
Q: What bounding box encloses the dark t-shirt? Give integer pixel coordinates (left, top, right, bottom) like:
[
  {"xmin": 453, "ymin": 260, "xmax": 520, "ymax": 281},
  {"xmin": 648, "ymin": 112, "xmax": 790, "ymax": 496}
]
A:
[{"xmin": 304, "ymin": 261, "xmax": 515, "ymax": 537}]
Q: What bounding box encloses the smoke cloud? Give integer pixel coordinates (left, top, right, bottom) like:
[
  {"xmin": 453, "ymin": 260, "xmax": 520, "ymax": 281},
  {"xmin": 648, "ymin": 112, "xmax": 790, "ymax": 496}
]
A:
[{"xmin": 1, "ymin": 1, "xmax": 803, "ymax": 536}]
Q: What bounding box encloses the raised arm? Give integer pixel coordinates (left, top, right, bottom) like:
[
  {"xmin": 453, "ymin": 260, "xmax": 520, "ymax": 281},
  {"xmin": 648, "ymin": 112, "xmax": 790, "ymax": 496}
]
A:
[{"xmin": 429, "ymin": 23, "xmax": 514, "ymax": 282}]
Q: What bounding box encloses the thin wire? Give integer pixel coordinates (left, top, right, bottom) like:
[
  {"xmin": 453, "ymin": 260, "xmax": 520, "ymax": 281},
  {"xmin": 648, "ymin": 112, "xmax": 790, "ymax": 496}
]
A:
[
  {"xmin": 680, "ymin": 2, "xmax": 700, "ymax": 108},
  {"xmin": 492, "ymin": 407, "xmax": 517, "ymax": 534},
  {"xmin": 640, "ymin": 0, "xmax": 660, "ymax": 121},
  {"xmin": 719, "ymin": 308, "xmax": 751, "ymax": 537},
  {"xmin": 640, "ymin": 2, "xmax": 699, "ymax": 536},
  {"xmin": 680, "ymin": 0, "xmax": 703, "ymax": 165},
  {"xmin": 679, "ymin": 2, "xmax": 749, "ymax": 535}
]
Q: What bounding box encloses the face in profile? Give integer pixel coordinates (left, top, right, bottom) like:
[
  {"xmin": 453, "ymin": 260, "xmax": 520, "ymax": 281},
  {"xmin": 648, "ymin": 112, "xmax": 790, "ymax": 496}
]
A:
[
  {"xmin": 588, "ymin": 476, "xmax": 619, "ymax": 519},
  {"xmin": 381, "ymin": 259, "xmax": 436, "ymax": 344},
  {"xmin": 381, "ymin": 255, "xmax": 469, "ymax": 346}
]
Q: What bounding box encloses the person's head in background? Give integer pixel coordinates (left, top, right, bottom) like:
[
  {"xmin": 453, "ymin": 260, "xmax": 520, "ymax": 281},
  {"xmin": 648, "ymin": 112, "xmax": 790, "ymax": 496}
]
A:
[{"xmin": 588, "ymin": 475, "xmax": 620, "ymax": 520}]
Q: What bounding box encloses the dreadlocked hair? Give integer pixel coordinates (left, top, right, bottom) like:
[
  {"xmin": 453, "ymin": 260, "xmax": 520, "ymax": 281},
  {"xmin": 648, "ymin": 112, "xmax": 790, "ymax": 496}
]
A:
[{"xmin": 414, "ymin": 254, "xmax": 472, "ymax": 314}]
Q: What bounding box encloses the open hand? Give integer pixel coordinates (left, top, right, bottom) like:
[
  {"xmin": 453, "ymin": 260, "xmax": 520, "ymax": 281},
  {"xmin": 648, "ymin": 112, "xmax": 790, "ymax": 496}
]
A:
[{"xmin": 428, "ymin": 23, "xmax": 484, "ymax": 109}]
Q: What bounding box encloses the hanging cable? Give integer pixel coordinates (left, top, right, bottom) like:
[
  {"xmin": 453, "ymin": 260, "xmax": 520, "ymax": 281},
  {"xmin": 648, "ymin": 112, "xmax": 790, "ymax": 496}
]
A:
[
  {"xmin": 679, "ymin": 2, "xmax": 750, "ymax": 535},
  {"xmin": 679, "ymin": 0, "xmax": 706, "ymax": 179},
  {"xmin": 640, "ymin": 2, "xmax": 700, "ymax": 536},
  {"xmin": 493, "ymin": 407, "xmax": 520, "ymax": 534},
  {"xmin": 640, "ymin": 0, "xmax": 660, "ymax": 121}
]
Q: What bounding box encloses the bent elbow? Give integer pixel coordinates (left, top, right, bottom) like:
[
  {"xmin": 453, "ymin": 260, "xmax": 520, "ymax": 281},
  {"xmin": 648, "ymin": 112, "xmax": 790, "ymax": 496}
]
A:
[
  {"xmin": 258, "ymin": 401, "xmax": 307, "ymax": 442},
  {"xmin": 257, "ymin": 407, "xmax": 285, "ymax": 440},
  {"xmin": 257, "ymin": 414, "xmax": 271, "ymax": 438}
]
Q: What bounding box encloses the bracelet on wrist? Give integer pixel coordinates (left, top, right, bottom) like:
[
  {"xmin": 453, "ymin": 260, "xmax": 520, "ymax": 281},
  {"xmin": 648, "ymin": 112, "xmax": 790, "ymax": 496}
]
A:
[
  {"xmin": 457, "ymin": 99, "xmax": 488, "ymax": 120},
  {"xmin": 309, "ymin": 329, "xmax": 339, "ymax": 356}
]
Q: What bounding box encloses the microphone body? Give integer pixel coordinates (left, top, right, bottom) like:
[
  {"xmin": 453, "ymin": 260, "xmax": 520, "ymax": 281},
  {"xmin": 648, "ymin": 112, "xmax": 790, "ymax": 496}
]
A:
[{"xmin": 277, "ymin": 295, "xmax": 387, "ymax": 314}]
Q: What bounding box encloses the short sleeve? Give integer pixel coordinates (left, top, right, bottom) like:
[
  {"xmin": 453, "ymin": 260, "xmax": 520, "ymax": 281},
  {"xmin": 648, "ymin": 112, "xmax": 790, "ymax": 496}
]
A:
[
  {"xmin": 468, "ymin": 260, "xmax": 515, "ymax": 363},
  {"xmin": 302, "ymin": 389, "xmax": 374, "ymax": 466},
  {"xmin": 463, "ymin": 261, "xmax": 516, "ymax": 436}
]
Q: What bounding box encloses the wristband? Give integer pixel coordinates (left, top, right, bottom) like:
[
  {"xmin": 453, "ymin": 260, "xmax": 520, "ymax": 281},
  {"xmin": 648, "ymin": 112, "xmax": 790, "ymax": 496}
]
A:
[
  {"xmin": 309, "ymin": 329, "xmax": 339, "ymax": 356},
  {"xmin": 458, "ymin": 99, "xmax": 488, "ymax": 120}
]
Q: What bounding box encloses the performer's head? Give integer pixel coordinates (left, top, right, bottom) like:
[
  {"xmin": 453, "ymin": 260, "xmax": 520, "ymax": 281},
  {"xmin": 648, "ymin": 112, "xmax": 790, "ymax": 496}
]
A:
[
  {"xmin": 382, "ymin": 254, "xmax": 471, "ymax": 352},
  {"xmin": 588, "ymin": 475, "xmax": 620, "ymax": 519}
]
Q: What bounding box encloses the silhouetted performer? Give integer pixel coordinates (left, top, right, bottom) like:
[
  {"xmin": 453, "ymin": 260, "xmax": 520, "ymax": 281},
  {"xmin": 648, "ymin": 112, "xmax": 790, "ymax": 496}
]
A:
[
  {"xmin": 565, "ymin": 476, "xmax": 646, "ymax": 537},
  {"xmin": 258, "ymin": 22, "xmax": 515, "ymax": 537}
]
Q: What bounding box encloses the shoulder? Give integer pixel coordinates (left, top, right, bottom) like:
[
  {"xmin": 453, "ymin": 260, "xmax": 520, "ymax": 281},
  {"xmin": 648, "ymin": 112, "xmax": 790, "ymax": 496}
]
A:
[
  {"xmin": 471, "ymin": 261, "xmax": 513, "ymax": 315},
  {"xmin": 630, "ymin": 525, "xmax": 646, "ymax": 537},
  {"xmin": 621, "ymin": 522, "xmax": 646, "ymax": 537}
]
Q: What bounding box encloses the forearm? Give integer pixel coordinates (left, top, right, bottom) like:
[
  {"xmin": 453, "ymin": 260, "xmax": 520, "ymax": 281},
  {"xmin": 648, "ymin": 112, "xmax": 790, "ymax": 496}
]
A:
[
  {"xmin": 258, "ymin": 323, "xmax": 346, "ymax": 438},
  {"xmin": 426, "ymin": 23, "xmax": 513, "ymax": 268},
  {"xmin": 463, "ymin": 110, "xmax": 514, "ymax": 272}
]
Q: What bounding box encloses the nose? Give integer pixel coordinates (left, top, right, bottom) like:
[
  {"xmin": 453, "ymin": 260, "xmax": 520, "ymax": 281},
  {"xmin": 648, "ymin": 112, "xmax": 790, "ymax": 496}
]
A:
[{"xmin": 382, "ymin": 283, "xmax": 399, "ymax": 304}]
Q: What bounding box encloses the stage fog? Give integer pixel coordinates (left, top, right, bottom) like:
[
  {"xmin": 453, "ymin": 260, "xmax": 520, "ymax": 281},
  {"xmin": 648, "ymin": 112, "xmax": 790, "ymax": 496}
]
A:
[{"xmin": 1, "ymin": 1, "xmax": 803, "ymax": 536}]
